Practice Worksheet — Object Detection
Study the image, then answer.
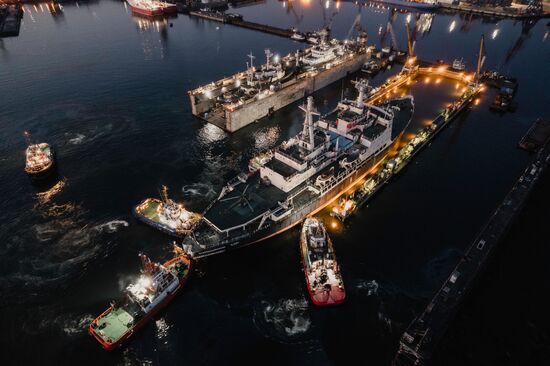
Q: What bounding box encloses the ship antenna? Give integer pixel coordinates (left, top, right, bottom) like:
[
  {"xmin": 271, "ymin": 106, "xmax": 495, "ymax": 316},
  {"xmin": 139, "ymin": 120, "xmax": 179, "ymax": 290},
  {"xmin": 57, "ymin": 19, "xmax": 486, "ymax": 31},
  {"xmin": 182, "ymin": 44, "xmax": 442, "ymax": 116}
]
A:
[
  {"xmin": 247, "ymin": 52, "xmax": 255, "ymax": 70},
  {"xmin": 139, "ymin": 253, "xmax": 156, "ymax": 274},
  {"xmin": 161, "ymin": 185, "xmax": 169, "ymax": 203}
]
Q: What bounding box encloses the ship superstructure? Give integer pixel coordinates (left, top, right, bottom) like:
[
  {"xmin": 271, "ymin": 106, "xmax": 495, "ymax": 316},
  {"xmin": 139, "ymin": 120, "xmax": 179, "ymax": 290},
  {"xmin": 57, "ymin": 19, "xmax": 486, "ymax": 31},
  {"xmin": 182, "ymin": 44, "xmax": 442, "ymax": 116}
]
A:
[
  {"xmin": 300, "ymin": 217, "xmax": 345, "ymax": 306},
  {"xmin": 189, "ymin": 29, "xmax": 371, "ymax": 132},
  {"xmin": 89, "ymin": 254, "xmax": 191, "ymax": 350},
  {"xmin": 183, "ymin": 81, "xmax": 414, "ymax": 258}
]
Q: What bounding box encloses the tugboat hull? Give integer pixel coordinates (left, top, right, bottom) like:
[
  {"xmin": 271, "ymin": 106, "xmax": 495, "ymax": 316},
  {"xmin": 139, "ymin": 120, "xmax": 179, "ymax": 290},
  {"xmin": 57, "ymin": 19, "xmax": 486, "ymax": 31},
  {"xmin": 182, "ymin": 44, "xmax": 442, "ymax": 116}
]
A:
[{"xmin": 89, "ymin": 256, "xmax": 192, "ymax": 350}]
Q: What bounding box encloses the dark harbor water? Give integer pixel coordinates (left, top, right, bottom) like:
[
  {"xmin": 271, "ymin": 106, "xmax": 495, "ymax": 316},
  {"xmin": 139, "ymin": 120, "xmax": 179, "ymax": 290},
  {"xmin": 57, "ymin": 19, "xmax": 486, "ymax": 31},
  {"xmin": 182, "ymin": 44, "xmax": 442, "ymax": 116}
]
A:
[{"xmin": 0, "ymin": 1, "xmax": 549, "ymax": 365}]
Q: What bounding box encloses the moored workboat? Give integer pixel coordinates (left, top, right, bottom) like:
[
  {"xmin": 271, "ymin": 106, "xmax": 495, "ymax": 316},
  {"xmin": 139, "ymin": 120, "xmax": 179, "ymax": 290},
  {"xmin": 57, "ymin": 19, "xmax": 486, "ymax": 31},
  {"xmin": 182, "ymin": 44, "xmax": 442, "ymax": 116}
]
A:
[
  {"xmin": 300, "ymin": 217, "xmax": 345, "ymax": 306},
  {"xmin": 133, "ymin": 186, "xmax": 201, "ymax": 238},
  {"xmin": 89, "ymin": 254, "xmax": 192, "ymax": 350}
]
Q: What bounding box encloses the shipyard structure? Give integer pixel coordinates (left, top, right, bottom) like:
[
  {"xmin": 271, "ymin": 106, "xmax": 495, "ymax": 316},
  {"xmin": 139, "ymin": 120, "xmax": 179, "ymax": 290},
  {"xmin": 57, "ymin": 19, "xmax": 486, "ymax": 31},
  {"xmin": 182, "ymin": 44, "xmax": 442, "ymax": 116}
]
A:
[{"xmin": 188, "ymin": 29, "xmax": 370, "ymax": 132}]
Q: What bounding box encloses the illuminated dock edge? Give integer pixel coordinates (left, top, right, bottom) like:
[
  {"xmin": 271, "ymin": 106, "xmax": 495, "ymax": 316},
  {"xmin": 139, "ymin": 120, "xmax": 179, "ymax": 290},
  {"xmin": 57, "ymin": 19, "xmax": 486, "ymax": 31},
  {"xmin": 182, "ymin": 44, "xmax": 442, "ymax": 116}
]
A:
[{"xmin": 392, "ymin": 141, "xmax": 550, "ymax": 366}]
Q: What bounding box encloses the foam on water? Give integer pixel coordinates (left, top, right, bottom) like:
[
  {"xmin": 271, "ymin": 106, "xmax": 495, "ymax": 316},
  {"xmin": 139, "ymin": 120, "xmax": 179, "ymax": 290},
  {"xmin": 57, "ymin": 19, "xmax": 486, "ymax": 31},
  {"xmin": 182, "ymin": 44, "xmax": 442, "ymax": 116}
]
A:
[
  {"xmin": 253, "ymin": 298, "xmax": 311, "ymax": 342},
  {"xmin": 181, "ymin": 182, "xmax": 217, "ymax": 200},
  {"xmin": 357, "ymin": 279, "xmax": 380, "ymax": 296},
  {"xmin": 94, "ymin": 220, "xmax": 129, "ymax": 234},
  {"xmin": 67, "ymin": 133, "xmax": 86, "ymax": 145}
]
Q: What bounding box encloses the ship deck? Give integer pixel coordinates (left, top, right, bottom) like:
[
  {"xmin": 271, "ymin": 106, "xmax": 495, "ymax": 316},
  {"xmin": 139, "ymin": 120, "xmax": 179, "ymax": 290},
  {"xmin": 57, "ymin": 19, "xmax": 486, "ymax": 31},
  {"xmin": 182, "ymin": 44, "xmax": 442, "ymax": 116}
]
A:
[
  {"xmin": 198, "ymin": 97, "xmax": 414, "ymax": 237},
  {"xmin": 94, "ymin": 308, "xmax": 133, "ymax": 342},
  {"xmin": 203, "ymin": 178, "xmax": 287, "ymax": 231},
  {"xmin": 138, "ymin": 199, "xmax": 160, "ymax": 220}
]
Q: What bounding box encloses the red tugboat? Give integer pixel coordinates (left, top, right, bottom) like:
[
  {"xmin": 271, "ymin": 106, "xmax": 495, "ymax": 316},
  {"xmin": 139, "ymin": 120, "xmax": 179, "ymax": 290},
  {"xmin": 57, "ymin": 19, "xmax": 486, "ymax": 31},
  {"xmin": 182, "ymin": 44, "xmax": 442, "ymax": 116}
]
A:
[
  {"xmin": 300, "ymin": 217, "xmax": 345, "ymax": 306},
  {"xmin": 89, "ymin": 253, "xmax": 192, "ymax": 350}
]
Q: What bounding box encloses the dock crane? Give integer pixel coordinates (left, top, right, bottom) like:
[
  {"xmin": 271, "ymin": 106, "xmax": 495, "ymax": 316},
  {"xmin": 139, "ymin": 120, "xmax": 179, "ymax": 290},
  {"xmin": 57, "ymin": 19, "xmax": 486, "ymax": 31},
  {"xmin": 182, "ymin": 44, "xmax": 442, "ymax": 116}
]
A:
[
  {"xmin": 405, "ymin": 21, "xmax": 415, "ymax": 60},
  {"xmin": 286, "ymin": 0, "xmax": 304, "ymax": 25},
  {"xmin": 319, "ymin": 0, "xmax": 339, "ymax": 31},
  {"xmin": 402, "ymin": 21, "xmax": 418, "ymax": 73},
  {"xmin": 386, "ymin": 22, "xmax": 398, "ymax": 52},
  {"xmin": 475, "ymin": 34, "xmax": 485, "ymax": 83},
  {"xmin": 345, "ymin": 4, "xmax": 363, "ymax": 41},
  {"xmin": 502, "ymin": 19, "xmax": 538, "ymax": 68}
]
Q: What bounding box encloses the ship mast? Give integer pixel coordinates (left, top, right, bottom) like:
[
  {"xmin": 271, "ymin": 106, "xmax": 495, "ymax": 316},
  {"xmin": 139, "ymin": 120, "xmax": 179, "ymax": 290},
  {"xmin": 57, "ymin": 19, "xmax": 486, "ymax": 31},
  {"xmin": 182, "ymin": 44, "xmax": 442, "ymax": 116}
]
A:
[
  {"xmin": 139, "ymin": 253, "xmax": 157, "ymax": 274},
  {"xmin": 264, "ymin": 49, "xmax": 272, "ymax": 68},
  {"xmin": 299, "ymin": 96, "xmax": 320, "ymax": 151},
  {"xmin": 247, "ymin": 52, "xmax": 255, "ymax": 84},
  {"xmin": 160, "ymin": 185, "xmax": 169, "ymax": 203}
]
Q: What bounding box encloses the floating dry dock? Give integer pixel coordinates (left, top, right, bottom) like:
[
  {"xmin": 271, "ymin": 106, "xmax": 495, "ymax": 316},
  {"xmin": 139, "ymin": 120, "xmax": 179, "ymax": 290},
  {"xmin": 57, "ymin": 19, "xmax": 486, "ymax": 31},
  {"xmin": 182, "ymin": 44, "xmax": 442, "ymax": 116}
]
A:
[
  {"xmin": 393, "ymin": 141, "xmax": 550, "ymax": 366},
  {"xmin": 188, "ymin": 30, "xmax": 369, "ymax": 132}
]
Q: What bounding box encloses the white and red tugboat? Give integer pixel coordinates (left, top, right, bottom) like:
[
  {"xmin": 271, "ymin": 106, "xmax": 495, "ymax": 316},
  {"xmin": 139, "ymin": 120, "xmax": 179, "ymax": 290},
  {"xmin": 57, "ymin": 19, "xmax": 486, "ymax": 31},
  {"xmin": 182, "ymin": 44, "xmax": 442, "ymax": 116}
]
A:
[
  {"xmin": 300, "ymin": 217, "xmax": 345, "ymax": 306},
  {"xmin": 89, "ymin": 253, "xmax": 192, "ymax": 350}
]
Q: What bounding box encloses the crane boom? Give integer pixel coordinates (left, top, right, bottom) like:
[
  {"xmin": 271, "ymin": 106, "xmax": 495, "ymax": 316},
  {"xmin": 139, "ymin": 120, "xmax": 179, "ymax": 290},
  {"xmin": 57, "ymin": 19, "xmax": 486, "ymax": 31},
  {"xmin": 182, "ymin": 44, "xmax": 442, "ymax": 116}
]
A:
[{"xmin": 476, "ymin": 34, "xmax": 485, "ymax": 81}]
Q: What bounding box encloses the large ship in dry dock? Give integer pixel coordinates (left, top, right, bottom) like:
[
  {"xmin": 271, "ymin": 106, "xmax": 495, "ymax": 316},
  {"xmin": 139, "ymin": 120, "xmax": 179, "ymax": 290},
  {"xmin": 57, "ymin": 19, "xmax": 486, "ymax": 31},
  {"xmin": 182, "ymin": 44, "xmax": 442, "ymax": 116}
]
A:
[
  {"xmin": 182, "ymin": 80, "xmax": 414, "ymax": 258},
  {"xmin": 188, "ymin": 28, "xmax": 370, "ymax": 132}
]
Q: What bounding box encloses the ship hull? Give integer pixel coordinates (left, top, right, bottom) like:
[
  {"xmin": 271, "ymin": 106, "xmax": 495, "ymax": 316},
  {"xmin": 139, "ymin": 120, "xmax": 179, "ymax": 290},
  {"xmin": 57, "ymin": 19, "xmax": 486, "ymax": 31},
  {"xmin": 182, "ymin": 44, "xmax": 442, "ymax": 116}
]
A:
[
  {"xmin": 189, "ymin": 131, "xmax": 404, "ymax": 258},
  {"xmin": 299, "ymin": 223, "xmax": 345, "ymax": 306},
  {"xmin": 128, "ymin": 5, "xmax": 164, "ymax": 17},
  {"xmin": 89, "ymin": 256, "xmax": 192, "ymax": 350}
]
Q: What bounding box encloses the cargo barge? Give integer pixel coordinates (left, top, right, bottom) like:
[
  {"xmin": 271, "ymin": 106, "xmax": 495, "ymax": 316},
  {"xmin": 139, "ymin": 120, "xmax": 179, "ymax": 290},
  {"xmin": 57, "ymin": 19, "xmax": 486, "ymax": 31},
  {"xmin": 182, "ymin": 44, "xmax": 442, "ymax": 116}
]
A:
[{"xmin": 188, "ymin": 28, "xmax": 371, "ymax": 132}]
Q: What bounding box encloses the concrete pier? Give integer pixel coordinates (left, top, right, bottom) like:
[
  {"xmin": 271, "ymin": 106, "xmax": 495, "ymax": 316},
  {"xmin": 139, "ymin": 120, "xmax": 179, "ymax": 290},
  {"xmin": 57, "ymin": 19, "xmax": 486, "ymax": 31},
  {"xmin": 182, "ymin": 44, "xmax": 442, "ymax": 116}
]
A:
[
  {"xmin": 392, "ymin": 141, "xmax": 550, "ymax": 366},
  {"xmin": 188, "ymin": 10, "xmax": 300, "ymax": 40}
]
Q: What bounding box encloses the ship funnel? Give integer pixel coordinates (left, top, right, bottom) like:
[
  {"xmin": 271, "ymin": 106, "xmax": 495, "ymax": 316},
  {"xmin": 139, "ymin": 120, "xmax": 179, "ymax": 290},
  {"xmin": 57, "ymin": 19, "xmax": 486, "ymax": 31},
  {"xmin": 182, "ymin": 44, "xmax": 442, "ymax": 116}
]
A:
[{"xmin": 352, "ymin": 79, "xmax": 369, "ymax": 109}]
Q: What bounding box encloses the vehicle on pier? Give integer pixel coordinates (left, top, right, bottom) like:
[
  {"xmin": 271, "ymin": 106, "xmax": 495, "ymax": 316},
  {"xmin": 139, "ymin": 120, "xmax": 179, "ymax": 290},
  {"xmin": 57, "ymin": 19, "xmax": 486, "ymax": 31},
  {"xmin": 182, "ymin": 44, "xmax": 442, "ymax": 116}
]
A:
[
  {"xmin": 89, "ymin": 253, "xmax": 192, "ymax": 350},
  {"xmin": 182, "ymin": 80, "xmax": 414, "ymax": 258},
  {"xmin": 133, "ymin": 186, "xmax": 201, "ymax": 238},
  {"xmin": 300, "ymin": 217, "xmax": 345, "ymax": 306}
]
